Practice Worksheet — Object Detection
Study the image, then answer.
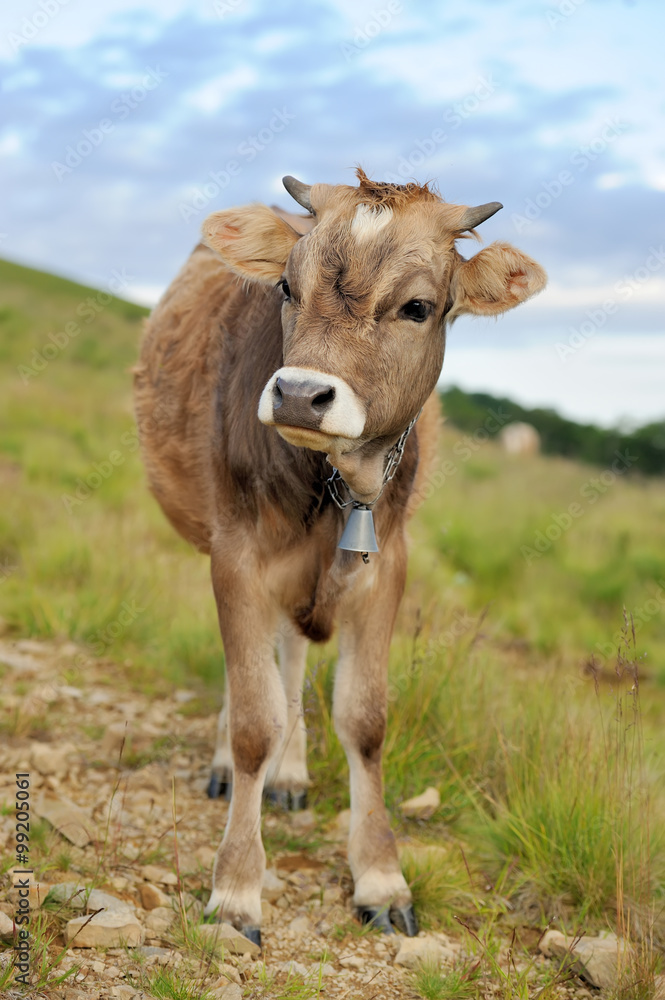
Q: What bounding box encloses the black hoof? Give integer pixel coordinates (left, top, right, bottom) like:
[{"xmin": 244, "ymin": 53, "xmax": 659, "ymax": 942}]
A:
[
  {"xmin": 390, "ymin": 903, "xmax": 419, "ymax": 936},
  {"xmin": 241, "ymin": 925, "xmax": 262, "ymax": 949},
  {"xmin": 357, "ymin": 906, "xmax": 395, "ymax": 935},
  {"xmin": 206, "ymin": 772, "xmax": 225, "ymax": 799},
  {"xmin": 207, "ymin": 770, "xmax": 232, "ymax": 801},
  {"xmin": 264, "ymin": 788, "xmax": 308, "ymax": 811}
]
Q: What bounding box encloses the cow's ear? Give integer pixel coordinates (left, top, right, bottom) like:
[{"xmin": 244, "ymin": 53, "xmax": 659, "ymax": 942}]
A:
[
  {"xmin": 202, "ymin": 204, "xmax": 301, "ymax": 283},
  {"xmin": 449, "ymin": 241, "xmax": 547, "ymax": 318}
]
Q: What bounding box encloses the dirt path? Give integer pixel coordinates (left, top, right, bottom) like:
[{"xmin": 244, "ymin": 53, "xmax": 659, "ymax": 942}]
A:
[{"xmin": 0, "ymin": 636, "xmax": 474, "ymax": 999}]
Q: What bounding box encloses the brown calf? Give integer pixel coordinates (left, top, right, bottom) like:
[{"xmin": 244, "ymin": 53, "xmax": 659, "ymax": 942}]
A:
[{"xmin": 134, "ymin": 169, "xmax": 546, "ymax": 946}]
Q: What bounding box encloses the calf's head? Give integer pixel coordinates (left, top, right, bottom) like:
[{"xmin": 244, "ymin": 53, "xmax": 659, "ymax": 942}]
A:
[{"xmin": 202, "ymin": 169, "xmax": 546, "ymax": 500}]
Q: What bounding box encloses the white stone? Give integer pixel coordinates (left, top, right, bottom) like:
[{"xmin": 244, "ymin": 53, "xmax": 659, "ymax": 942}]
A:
[
  {"xmin": 211, "ymin": 985, "xmax": 243, "ymax": 1000},
  {"xmin": 110, "ymin": 987, "xmax": 138, "ymax": 1000},
  {"xmin": 0, "ymin": 910, "xmax": 14, "ymax": 940},
  {"xmin": 288, "ymin": 915, "xmax": 311, "ymax": 936},
  {"xmin": 539, "ymin": 930, "xmax": 633, "ymax": 990},
  {"xmin": 279, "ymin": 960, "xmax": 309, "ymax": 976},
  {"xmin": 399, "ymin": 787, "xmax": 441, "ymax": 820},
  {"xmin": 30, "ymin": 741, "xmax": 73, "ymax": 776},
  {"xmin": 394, "ymin": 934, "xmax": 448, "ymax": 969},
  {"xmin": 33, "ymin": 794, "xmax": 94, "ymax": 847},
  {"xmin": 197, "ymin": 922, "xmax": 261, "ymax": 956},
  {"xmin": 339, "ymin": 955, "xmax": 365, "ymax": 969},
  {"xmin": 145, "ymin": 906, "xmax": 175, "ymax": 936},
  {"xmin": 0, "ymin": 642, "xmax": 43, "ymax": 673},
  {"xmin": 47, "ymin": 882, "xmax": 133, "ymax": 914},
  {"xmin": 315, "ymin": 963, "xmax": 337, "ymax": 977},
  {"xmin": 64, "ymin": 911, "xmax": 144, "ymax": 948}
]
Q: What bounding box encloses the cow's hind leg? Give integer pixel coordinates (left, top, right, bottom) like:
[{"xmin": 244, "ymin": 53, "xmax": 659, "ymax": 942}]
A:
[
  {"xmin": 264, "ymin": 627, "xmax": 310, "ymax": 810},
  {"xmin": 333, "ymin": 536, "xmax": 418, "ymax": 937},
  {"xmin": 204, "ymin": 547, "xmax": 285, "ymax": 945},
  {"xmin": 207, "ymin": 677, "xmax": 232, "ymax": 799}
]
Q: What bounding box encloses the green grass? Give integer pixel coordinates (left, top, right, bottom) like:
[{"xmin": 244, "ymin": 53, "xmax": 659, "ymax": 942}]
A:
[
  {"xmin": 411, "ymin": 958, "xmax": 482, "ymax": 1000},
  {"xmin": 143, "ymin": 968, "xmax": 213, "ymax": 1000},
  {"xmin": 2, "ymin": 256, "xmax": 665, "ymax": 968}
]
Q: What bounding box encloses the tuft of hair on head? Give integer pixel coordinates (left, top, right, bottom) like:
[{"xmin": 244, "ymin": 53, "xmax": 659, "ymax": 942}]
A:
[{"xmin": 354, "ymin": 166, "xmax": 441, "ymax": 208}]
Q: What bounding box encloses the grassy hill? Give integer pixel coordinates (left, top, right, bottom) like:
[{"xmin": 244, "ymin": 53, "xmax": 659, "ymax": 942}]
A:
[
  {"xmin": 441, "ymin": 385, "xmax": 665, "ymax": 475},
  {"xmin": 1, "ymin": 258, "xmax": 665, "ymax": 989}
]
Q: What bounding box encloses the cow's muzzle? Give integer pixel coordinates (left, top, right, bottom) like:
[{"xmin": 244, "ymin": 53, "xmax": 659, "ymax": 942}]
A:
[{"xmin": 258, "ymin": 367, "xmax": 366, "ymax": 444}]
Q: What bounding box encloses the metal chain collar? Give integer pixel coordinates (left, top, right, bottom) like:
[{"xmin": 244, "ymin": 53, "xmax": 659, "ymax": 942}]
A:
[{"xmin": 326, "ymin": 408, "xmax": 422, "ymax": 511}]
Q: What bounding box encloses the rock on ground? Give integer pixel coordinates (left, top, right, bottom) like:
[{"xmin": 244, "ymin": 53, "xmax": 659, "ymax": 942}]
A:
[
  {"xmin": 139, "ymin": 882, "xmax": 170, "ymax": 910},
  {"xmin": 145, "ymin": 905, "xmax": 175, "ymax": 936},
  {"xmin": 33, "ymin": 793, "xmax": 94, "ymax": 847},
  {"xmin": 64, "ymin": 910, "xmax": 144, "ymax": 948},
  {"xmin": 197, "ymin": 922, "xmax": 262, "ymax": 957},
  {"xmin": 211, "ymin": 984, "xmax": 243, "ymax": 1000},
  {"xmin": 399, "ymin": 786, "xmax": 441, "ymax": 819},
  {"xmin": 539, "ymin": 929, "xmax": 634, "ymax": 989},
  {"xmin": 0, "ymin": 910, "xmax": 14, "ymax": 940},
  {"xmin": 394, "ymin": 932, "xmax": 458, "ymax": 969},
  {"xmin": 47, "ymin": 882, "xmax": 134, "ymax": 913}
]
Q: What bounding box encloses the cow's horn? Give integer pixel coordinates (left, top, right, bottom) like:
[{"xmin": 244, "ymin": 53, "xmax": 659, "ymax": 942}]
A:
[
  {"xmin": 283, "ymin": 175, "xmax": 313, "ymax": 213},
  {"xmin": 460, "ymin": 201, "xmax": 503, "ymax": 231}
]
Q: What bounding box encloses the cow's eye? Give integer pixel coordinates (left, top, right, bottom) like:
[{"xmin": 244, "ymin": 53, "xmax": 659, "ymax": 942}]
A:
[
  {"xmin": 278, "ymin": 278, "xmax": 291, "ymax": 300},
  {"xmin": 401, "ymin": 299, "xmax": 430, "ymax": 322}
]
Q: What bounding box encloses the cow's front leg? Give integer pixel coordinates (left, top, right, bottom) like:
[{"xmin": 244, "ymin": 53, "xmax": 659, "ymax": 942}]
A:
[
  {"xmin": 265, "ymin": 627, "xmax": 310, "ymax": 809},
  {"xmin": 333, "ymin": 536, "xmax": 418, "ymax": 937},
  {"xmin": 204, "ymin": 548, "xmax": 286, "ymax": 946}
]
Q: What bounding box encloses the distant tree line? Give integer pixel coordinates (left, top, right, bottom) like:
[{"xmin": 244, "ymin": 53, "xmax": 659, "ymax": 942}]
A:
[{"xmin": 440, "ymin": 386, "xmax": 665, "ymax": 476}]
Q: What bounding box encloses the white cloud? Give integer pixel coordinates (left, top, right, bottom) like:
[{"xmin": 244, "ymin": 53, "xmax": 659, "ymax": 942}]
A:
[
  {"xmin": 440, "ymin": 334, "xmax": 665, "ymax": 428},
  {"xmin": 0, "ymin": 131, "xmax": 22, "ymax": 155},
  {"xmin": 184, "ymin": 66, "xmax": 258, "ymax": 113}
]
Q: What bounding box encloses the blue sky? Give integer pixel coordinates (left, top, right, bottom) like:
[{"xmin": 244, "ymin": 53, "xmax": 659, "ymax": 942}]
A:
[{"xmin": 1, "ymin": 0, "xmax": 664, "ymax": 426}]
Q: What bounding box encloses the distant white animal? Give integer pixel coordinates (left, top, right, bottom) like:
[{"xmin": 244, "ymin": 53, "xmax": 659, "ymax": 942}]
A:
[{"xmin": 499, "ymin": 421, "xmax": 541, "ymax": 455}]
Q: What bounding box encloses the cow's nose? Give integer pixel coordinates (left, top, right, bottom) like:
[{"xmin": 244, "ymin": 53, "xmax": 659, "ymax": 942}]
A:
[{"xmin": 273, "ymin": 376, "xmax": 336, "ymax": 429}]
